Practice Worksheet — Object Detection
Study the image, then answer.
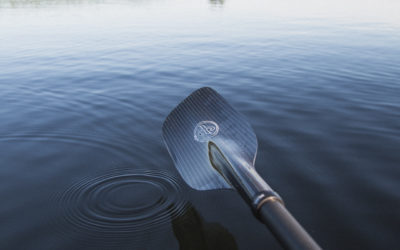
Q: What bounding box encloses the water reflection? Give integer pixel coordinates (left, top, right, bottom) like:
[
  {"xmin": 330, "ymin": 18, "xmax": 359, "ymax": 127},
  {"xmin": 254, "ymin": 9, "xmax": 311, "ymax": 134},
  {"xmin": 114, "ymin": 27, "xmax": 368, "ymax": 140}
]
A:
[
  {"xmin": 0, "ymin": 0, "xmax": 154, "ymax": 8},
  {"xmin": 0, "ymin": 0, "xmax": 100, "ymax": 8},
  {"xmin": 0, "ymin": 0, "xmax": 399, "ymax": 248},
  {"xmin": 172, "ymin": 204, "xmax": 238, "ymax": 250}
]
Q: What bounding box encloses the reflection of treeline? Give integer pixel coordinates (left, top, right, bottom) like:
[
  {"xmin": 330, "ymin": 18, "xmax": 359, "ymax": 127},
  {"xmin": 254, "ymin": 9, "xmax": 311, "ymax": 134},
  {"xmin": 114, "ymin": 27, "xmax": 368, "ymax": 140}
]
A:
[
  {"xmin": 6, "ymin": 0, "xmax": 180, "ymax": 8},
  {"xmin": 0, "ymin": 0, "xmax": 103, "ymax": 8},
  {"xmin": 0, "ymin": 0, "xmax": 225, "ymax": 8}
]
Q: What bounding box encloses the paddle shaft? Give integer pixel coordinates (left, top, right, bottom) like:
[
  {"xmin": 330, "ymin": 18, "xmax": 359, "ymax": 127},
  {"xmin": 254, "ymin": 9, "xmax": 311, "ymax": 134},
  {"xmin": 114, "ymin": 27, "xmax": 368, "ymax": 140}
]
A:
[{"xmin": 258, "ymin": 200, "xmax": 321, "ymax": 250}]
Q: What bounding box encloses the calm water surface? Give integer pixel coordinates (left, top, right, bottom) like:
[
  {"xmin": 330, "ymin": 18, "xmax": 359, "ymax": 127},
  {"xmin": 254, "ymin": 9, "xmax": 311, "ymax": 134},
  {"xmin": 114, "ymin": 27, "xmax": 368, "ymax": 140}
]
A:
[{"xmin": 1, "ymin": 0, "xmax": 400, "ymax": 249}]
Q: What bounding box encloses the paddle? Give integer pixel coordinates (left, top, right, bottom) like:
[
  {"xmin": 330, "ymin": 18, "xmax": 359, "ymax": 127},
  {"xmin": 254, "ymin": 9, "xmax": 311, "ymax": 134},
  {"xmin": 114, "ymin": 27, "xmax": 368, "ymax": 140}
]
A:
[{"xmin": 162, "ymin": 87, "xmax": 321, "ymax": 250}]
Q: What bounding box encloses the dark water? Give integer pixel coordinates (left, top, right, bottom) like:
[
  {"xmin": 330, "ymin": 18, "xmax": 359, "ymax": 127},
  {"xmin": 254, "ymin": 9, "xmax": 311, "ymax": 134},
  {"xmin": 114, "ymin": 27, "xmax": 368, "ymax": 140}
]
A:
[{"xmin": 1, "ymin": 0, "xmax": 400, "ymax": 249}]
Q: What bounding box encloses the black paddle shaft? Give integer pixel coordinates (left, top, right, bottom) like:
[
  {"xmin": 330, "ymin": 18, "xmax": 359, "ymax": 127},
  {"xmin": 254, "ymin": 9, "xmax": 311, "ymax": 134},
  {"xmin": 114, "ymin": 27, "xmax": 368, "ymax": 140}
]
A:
[{"xmin": 258, "ymin": 200, "xmax": 321, "ymax": 250}]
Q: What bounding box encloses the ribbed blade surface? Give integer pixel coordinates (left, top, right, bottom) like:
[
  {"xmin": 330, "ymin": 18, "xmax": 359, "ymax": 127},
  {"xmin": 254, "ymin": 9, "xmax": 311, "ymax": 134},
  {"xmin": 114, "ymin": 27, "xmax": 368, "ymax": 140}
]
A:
[{"xmin": 162, "ymin": 87, "xmax": 257, "ymax": 190}]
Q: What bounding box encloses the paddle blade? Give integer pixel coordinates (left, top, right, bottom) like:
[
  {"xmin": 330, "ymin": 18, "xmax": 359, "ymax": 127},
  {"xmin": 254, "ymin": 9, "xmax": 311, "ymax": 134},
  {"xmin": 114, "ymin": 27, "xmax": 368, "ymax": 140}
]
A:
[{"xmin": 162, "ymin": 87, "xmax": 257, "ymax": 190}]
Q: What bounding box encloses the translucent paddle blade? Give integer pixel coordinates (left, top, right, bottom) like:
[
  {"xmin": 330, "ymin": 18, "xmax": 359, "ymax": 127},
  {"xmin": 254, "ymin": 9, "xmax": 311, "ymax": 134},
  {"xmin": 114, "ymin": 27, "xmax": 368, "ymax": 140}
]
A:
[{"xmin": 162, "ymin": 87, "xmax": 258, "ymax": 191}]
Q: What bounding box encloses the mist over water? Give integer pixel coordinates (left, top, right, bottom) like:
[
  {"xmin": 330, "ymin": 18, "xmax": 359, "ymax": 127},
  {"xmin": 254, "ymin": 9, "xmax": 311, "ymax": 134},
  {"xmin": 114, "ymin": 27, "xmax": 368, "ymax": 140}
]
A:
[{"xmin": 0, "ymin": 0, "xmax": 399, "ymax": 249}]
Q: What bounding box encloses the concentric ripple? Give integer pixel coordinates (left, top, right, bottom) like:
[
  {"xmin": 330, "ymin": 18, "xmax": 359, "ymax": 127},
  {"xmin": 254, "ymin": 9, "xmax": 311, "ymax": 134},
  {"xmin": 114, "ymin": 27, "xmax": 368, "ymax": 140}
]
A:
[{"xmin": 53, "ymin": 169, "xmax": 189, "ymax": 247}]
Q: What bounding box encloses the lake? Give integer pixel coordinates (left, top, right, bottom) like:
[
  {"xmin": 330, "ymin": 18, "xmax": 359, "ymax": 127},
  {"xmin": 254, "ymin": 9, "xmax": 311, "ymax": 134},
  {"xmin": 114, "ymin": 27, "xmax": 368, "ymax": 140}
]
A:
[{"xmin": 0, "ymin": 0, "xmax": 399, "ymax": 249}]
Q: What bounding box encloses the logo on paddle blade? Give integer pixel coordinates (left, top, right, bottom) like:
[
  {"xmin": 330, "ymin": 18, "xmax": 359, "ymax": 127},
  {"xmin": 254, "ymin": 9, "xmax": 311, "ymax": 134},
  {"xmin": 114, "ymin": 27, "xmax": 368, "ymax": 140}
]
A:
[{"xmin": 194, "ymin": 121, "xmax": 219, "ymax": 142}]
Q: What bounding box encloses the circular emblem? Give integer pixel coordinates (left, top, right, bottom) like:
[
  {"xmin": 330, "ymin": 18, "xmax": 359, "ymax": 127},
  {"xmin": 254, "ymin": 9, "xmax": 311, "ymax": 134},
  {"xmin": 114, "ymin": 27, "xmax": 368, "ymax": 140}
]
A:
[{"xmin": 194, "ymin": 121, "xmax": 219, "ymax": 142}]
